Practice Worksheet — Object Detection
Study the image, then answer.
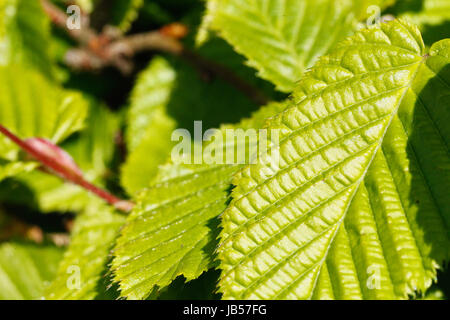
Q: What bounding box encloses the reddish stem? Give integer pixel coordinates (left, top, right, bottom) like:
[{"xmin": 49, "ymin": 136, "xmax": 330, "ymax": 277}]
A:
[{"xmin": 0, "ymin": 124, "xmax": 134, "ymax": 213}]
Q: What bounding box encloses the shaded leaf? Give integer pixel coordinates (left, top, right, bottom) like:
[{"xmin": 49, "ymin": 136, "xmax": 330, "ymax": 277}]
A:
[
  {"xmin": 0, "ymin": 0, "xmax": 53, "ymax": 77},
  {"xmin": 121, "ymin": 56, "xmax": 177, "ymax": 195},
  {"xmin": 398, "ymin": 0, "xmax": 450, "ymax": 27},
  {"xmin": 45, "ymin": 201, "xmax": 124, "ymax": 300},
  {"xmin": 0, "ymin": 242, "xmax": 63, "ymax": 300}
]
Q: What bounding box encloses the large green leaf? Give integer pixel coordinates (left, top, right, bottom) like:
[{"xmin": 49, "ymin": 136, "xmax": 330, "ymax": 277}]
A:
[
  {"xmin": 201, "ymin": 0, "xmax": 396, "ymax": 92},
  {"xmin": 113, "ymin": 163, "xmax": 237, "ymax": 300},
  {"xmin": 218, "ymin": 20, "xmax": 450, "ymax": 299},
  {"xmin": 45, "ymin": 201, "xmax": 124, "ymax": 300},
  {"xmin": 0, "ymin": 242, "xmax": 63, "ymax": 300},
  {"xmin": 112, "ymin": 101, "xmax": 287, "ymax": 300},
  {"xmin": 0, "ymin": 0, "xmax": 53, "ymax": 77}
]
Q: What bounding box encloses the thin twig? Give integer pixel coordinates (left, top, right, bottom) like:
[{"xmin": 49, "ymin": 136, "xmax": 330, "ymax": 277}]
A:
[
  {"xmin": 41, "ymin": 0, "xmax": 95, "ymax": 44},
  {"xmin": 0, "ymin": 124, "xmax": 134, "ymax": 213},
  {"xmin": 40, "ymin": 0, "xmax": 270, "ymax": 105}
]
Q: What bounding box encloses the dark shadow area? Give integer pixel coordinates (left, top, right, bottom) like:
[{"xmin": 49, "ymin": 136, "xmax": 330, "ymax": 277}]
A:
[
  {"xmin": 421, "ymin": 21, "xmax": 450, "ymax": 47},
  {"xmin": 0, "ymin": 178, "xmax": 39, "ymax": 209},
  {"xmin": 0, "ymin": 204, "xmax": 71, "ymax": 235},
  {"xmin": 157, "ymin": 269, "xmax": 222, "ymax": 300},
  {"xmin": 166, "ymin": 37, "xmax": 281, "ymax": 136},
  {"xmin": 161, "ymin": 4, "xmax": 284, "ymax": 135},
  {"xmin": 435, "ymin": 263, "xmax": 450, "ymax": 298},
  {"xmin": 95, "ymin": 254, "xmax": 121, "ymax": 300},
  {"xmin": 407, "ymin": 59, "xmax": 450, "ymax": 280},
  {"xmin": 388, "ymin": 0, "xmax": 424, "ymax": 15},
  {"xmin": 155, "ymin": 214, "xmax": 223, "ymax": 300},
  {"xmin": 0, "ymin": 178, "xmax": 73, "ymax": 234}
]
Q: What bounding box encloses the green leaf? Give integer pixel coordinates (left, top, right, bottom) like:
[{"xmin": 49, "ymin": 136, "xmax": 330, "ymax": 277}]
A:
[
  {"xmin": 113, "ymin": 164, "xmax": 237, "ymax": 300},
  {"xmin": 0, "ymin": 0, "xmax": 53, "ymax": 77},
  {"xmin": 202, "ymin": 0, "xmax": 397, "ymax": 92},
  {"xmin": 121, "ymin": 56, "xmax": 177, "ymax": 195},
  {"xmin": 112, "ymin": 101, "xmax": 287, "ymax": 300},
  {"xmin": 0, "ymin": 242, "xmax": 63, "ymax": 300},
  {"xmin": 45, "ymin": 201, "xmax": 124, "ymax": 300},
  {"xmin": 218, "ymin": 20, "xmax": 450, "ymax": 299}
]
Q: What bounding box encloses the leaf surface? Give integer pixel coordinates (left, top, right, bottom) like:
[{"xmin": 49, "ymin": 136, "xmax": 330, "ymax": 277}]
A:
[
  {"xmin": 112, "ymin": 101, "xmax": 287, "ymax": 299},
  {"xmin": 218, "ymin": 20, "xmax": 450, "ymax": 299},
  {"xmin": 121, "ymin": 57, "xmax": 177, "ymax": 195}
]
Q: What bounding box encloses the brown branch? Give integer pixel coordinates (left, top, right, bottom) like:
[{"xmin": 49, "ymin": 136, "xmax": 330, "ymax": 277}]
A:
[
  {"xmin": 41, "ymin": 0, "xmax": 95, "ymax": 44},
  {"xmin": 0, "ymin": 124, "xmax": 134, "ymax": 213},
  {"xmin": 40, "ymin": 0, "xmax": 270, "ymax": 105}
]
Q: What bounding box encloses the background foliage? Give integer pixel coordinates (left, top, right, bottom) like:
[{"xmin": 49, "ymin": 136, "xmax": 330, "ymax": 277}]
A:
[{"xmin": 0, "ymin": 0, "xmax": 448, "ymax": 300}]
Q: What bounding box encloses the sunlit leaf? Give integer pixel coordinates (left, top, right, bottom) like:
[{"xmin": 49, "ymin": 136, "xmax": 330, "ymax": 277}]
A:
[{"xmin": 218, "ymin": 20, "xmax": 450, "ymax": 299}]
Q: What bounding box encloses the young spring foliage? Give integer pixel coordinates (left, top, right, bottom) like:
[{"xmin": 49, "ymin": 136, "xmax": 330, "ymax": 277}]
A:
[
  {"xmin": 0, "ymin": 0, "xmax": 449, "ymax": 301},
  {"xmin": 218, "ymin": 20, "xmax": 450, "ymax": 299}
]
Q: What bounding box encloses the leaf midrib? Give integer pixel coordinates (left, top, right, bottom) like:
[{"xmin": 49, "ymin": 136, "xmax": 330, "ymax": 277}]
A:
[
  {"xmin": 223, "ymin": 53, "xmax": 428, "ymax": 299},
  {"xmin": 305, "ymin": 55, "xmax": 429, "ymax": 298}
]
